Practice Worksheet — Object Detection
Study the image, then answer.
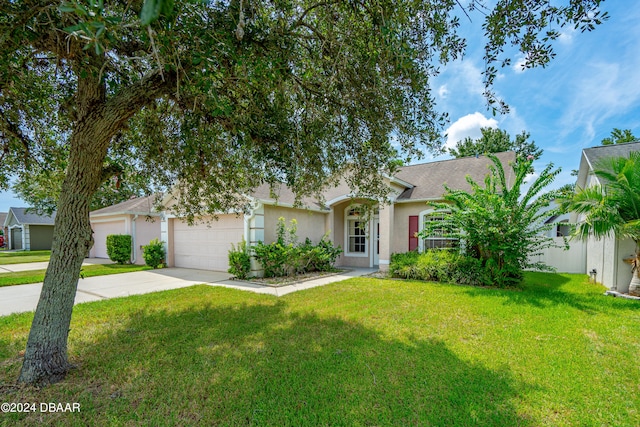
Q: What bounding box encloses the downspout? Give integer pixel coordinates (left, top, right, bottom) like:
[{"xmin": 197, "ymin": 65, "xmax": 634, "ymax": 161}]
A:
[{"xmin": 132, "ymin": 215, "xmax": 139, "ymax": 264}]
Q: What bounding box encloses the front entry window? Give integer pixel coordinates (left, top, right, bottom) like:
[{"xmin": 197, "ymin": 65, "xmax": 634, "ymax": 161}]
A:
[
  {"xmin": 348, "ymin": 219, "xmax": 367, "ymax": 253},
  {"xmin": 345, "ymin": 205, "xmax": 368, "ymax": 256}
]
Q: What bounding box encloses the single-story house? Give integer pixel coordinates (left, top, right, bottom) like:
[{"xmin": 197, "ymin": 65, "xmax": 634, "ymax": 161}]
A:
[
  {"xmin": 3, "ymin": 207, "xmax": 56, "ymax": 250},
  {"xmin": 160, "ymin": 152, "xmax": 516, "ymax": 275},
  {"xmin": 573, "ymin": 141, "xmax": 640, "ymax": 292},
  {"xmin": 89, "ymin": 195, "xmax": 162, "ymax": 264}
]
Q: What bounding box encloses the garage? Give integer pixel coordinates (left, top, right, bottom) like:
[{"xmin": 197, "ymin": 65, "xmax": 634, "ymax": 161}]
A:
[
  {"xmin": 91, "ymin": 220, "xmax": 126, "ymax": 259},
  {"xmin": 172, "ymin": 215, "xmax": 244, "ymax": 271}
]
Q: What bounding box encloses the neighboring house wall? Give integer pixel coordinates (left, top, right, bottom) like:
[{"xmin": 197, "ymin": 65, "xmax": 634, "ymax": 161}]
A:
[
  {"xmin": 585, "ymin": 235, "xmax": 635, "ymax": 291},
  {"xmin": 134, "ymin": 216, "xmax": 161, "ymax": 264},
  {"xmin": 90, "ymin": 214, "xmax": 161, "ymax": 264},
  {"xmin": 90, "ymin": 217, "xmax": 127, "ymax": 259},
  {"xmin": 615, "ymin": 238, "xmax": 635, "ymax": 293}
]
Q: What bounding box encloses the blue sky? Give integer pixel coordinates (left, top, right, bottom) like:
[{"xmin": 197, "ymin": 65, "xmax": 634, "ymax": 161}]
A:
[
  {"xmin": 0, "ymin": 2, "xmax": 637, "ymax": 212},
  {"xmin": 431, "ymin": 1, "xmax": 640, "ymax": 189}
]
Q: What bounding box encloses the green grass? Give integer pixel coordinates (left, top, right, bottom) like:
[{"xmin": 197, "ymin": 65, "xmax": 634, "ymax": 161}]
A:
[
  {"xmin": 1, "ymin": 272, "xmax": 639, "ymax": 426},
  {"xmin": 0, "ymin": 250, "xmax": 51, "ymax": 265},
  {"xmin": 0, "ymin": 264, "xmax": 152, "ymax": 287}
]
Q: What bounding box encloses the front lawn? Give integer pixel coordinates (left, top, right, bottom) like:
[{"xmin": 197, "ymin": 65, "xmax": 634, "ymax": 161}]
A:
[
  {"xmin": 1, "ymin": 272, "xmax": 638, "ymax": 425},
  {"xmin": 0, "ymin": 264, "xmax": 152, "ymax": 287},
  {"xmin": 0, "ymin": 250, "xmax": 51, "ymax": 265}
]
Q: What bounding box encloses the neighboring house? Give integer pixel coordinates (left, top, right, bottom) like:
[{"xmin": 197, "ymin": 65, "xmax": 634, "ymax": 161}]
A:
[
  {"xmin": 89, "ymin": 195, "xmax": 162, "ymax": 264},
  {"xmin": 160, "ymin": 152, "xmax": 516, "ymax": 275},
  {"xmin": 573, "ymin": 141, "xmax": 640, "ymax": 291},
  {"xmin": 3, "ymin": 207, "xmax": 56, "ymax": 250}
]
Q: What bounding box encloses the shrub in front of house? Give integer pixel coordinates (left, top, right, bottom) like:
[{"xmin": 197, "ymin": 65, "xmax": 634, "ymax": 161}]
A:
[
  {"xmin": 390, "ymin": 250, "xmax": 488, "ymax": 287},
  {"xmin": 106, "ymin": 234, "xmax": 132, "ymax": 264},
  {"xmin": 249, "ymin": 217, "xmax": 343, "ymax": 278},
  {"xmin": 142, "ymin": 238, "xmax": 165, "ymax": 268},
  {"xmin": 228, "ymin": 239, "xmax": 251, "ymax": 279}
]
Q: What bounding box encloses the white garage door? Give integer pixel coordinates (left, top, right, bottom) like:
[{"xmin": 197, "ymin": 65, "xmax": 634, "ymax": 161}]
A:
[
  {"xmin": 92, "ymin": 220, "xmax": 126, "ymax": 259},
  {"xmin": 172, "ymin": 215, "xmax": 244, "ymax": 271}
]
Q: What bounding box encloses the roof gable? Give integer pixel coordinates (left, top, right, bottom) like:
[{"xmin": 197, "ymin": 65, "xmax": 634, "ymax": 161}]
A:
[
  {"xmin": 7, "ymin": 207, "xmax": 56, "ymax": 226},
  {"xmin": 90, "ymin": 195, "xmax": 161, "ymax": 217},
  {"xmin": 394, "ymin": 151, "xmax": 517, "ymax": 201},
  {"xmin": 576, "ymin": 141, "xmax": 640, "ymax": 189}
]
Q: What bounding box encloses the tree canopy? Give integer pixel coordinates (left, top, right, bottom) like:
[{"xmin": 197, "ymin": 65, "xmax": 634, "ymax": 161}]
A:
[
  {"xmin": 0, "ymin": 0, "xmax": 608, "ymax": 385},
  {"xmin": 601, "ymin": 128, "xmax": 638, "ymax": 145},
  {"xmin": 448, "ymin": 127, "xmax": 543, "ymax": 161}
]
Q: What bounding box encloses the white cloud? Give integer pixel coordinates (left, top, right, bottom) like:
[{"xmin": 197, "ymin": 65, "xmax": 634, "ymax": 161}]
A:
[
  {"xmin": 438, "ymin": 84, "xmax": 449, "ymax": 98},
  {"xmin": 512, "ymin": 55, "xmax": 527, "ymax": 73},
  {"xmin": 558, "ymin": 28, "xmax": 575, "ymax": 45},
  {"xmin": 444, "ymin": 112, "xmax": 498, "ymax": 149},
  {"xmin": 523, "ymin": 171, "xmax": 539, "ymax": 184}
]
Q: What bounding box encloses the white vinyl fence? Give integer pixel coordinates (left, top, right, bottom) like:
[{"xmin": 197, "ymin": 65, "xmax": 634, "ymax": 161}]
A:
[{"xmin": 528, "ymin": 237, "xmax": 587, "ymax": 274}]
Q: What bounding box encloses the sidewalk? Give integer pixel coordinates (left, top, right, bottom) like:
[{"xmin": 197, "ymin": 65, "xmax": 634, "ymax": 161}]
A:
[
  {"xmin": 0, "ymin": 268, "xmax": 376, "ymax": 316},
  {"xmin": 0, "ymin": 257, "xmax": 114, "ymax": 273}
]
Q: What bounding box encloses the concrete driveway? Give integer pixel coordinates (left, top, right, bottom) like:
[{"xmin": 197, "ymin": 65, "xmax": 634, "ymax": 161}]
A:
[
  {"xmin": 0, "ymin": 267, "xmax": 375, "ymax": 316},
  {"xmin": 0, "ymin": 268, "xmax": 233, "ymax": 316},
  {"xmin": 0, "ymin": 257, "xmax": 114, "ymax": 273}
]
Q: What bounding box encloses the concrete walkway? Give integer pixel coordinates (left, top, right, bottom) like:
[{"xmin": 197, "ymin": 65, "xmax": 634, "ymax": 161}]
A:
[
  {"xmin": 0, "ymin": 267, "xmax": 375, "ymax": 316},
  {"xmin": 0, "ymin": 257, "xmax": 114, "ymax": 273}
]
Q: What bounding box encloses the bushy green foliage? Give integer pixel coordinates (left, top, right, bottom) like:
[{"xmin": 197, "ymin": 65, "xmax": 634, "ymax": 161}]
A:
[
  {"xmin": 449, "ymin": 127, "xmax": 542, "ymax": 163},
  {"xmin": 228, "ymin": 240, "xmax": 251, "ymax": 279},
  {"xmin": 390, "ymin": 251, "xmax": 488, "ymax": 286},
  {"xmin": 106, "ymin": 234, "xmax": 132, "ymax": 264},
  {"xmin": 418, "ymin": 155, "xmax": 563, "ymax": 287},
  {"xmin": 142, "ymin": 238, "xmax": 165, "ymax": 269},
  {"xmin": 253, "ymin": 218, "xmax": 342, "ymax": 278}
]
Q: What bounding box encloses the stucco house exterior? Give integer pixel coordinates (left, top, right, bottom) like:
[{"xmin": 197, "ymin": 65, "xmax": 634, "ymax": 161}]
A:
[
  {"xmin": 3, "ymin": 207, "xmax": 56, "ymax": 250},
  {"xmin": 89, "ymin": 195, "xmax": 161, "ymax": 264},
  {"xmin": 160, "ymin": 152, "xmax": 516, "ymax": 275},
  {"xmin": 573, "ymin": 141, "xmax": 640, "ymax": 292}
]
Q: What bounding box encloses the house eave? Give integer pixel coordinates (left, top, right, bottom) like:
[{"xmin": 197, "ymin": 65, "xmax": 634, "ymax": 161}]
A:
[
  {"xmin": 256, "ymin": 198, "xmax": 330, "ymax": 213},
  {"xmin": 90, "ymin": 211, "xmax": 162, "ymax": 218},
  {"xmin": 393, "ymin": 197, "xmax": 443, "ymax": 204}
]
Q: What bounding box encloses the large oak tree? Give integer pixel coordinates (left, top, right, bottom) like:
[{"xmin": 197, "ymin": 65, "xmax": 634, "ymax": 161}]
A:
[{"xmin": 0, "ymin": 0, "xmax": 607, "ymax": 385}]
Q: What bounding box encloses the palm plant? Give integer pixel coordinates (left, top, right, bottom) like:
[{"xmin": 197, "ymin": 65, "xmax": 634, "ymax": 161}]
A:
[{"xmin": 563, "ymin": 151, "xmax": 640, "ymax": 294}]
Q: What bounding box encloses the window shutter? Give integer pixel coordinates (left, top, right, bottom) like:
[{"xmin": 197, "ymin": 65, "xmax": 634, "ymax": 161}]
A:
[{"xmin": 409, "ymin": 215, "xmax": 418, "ymax": 251}]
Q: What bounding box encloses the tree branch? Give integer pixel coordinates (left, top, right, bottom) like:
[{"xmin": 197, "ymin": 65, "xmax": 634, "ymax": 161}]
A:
[{"xmin": 0, "ymin": 109, "xmax": 33, "ymax": 157}]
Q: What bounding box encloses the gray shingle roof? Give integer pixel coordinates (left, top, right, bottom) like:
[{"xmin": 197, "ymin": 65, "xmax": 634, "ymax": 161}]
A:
[
  {"xmin": 394, "ymin": 151, "xmax": 516, "ymax": 201},
  {"xmin": 583, "ymin": 141, "xmax": 640, "ymax": 170},
  {"xmin": 90, "ymin": 195, "xmax": 161, "ymax": 216},
  {"xmin": 9, "ymin": 208, "xmax": 56, "ymax": 225},
  {"xmin": 251, "ymin": 151, "xmax": 517, "ymax": 206}
]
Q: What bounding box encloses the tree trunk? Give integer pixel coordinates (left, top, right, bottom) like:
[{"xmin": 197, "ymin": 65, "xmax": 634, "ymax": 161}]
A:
[
  {"xmin": 16, "ymin": 65, "xmax": 174, "ymax": 385},
  {"xmin": 18, "ymin": 127, "xmax": 108, "ymax": 385}
]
